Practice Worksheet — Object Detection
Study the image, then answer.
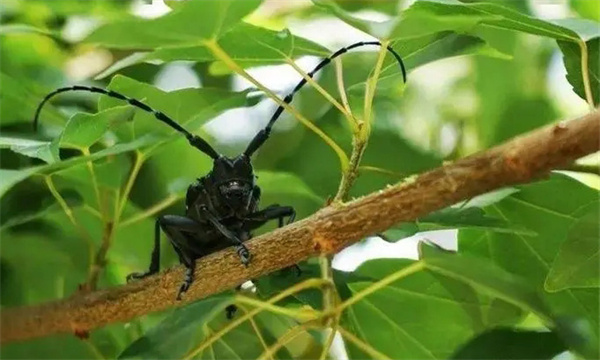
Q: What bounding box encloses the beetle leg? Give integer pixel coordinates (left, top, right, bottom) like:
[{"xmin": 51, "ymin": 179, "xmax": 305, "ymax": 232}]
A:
[
  {"xmin": 126, "ymin": 217, "xmax": 163, "ymax": 282},
  {"xmin": 200, "ymin": 207, "xmax": 252, "ymax": 266},
  {"xmin": 127, "ymin": 215, "xmax": 205, "ymax": 300}
]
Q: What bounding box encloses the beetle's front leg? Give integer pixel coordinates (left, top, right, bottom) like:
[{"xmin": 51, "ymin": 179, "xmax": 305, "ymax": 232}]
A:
[
  {"xmin": 126, "ymin": 217, "xmax": 162, "ymax": 282},
  {"xmin": 127, "ymin": 215, "xmax": 203, "ymax": 300},
  {"xmin": 200, "ymin": 207, "xmax": 251, "ymax": 266}
]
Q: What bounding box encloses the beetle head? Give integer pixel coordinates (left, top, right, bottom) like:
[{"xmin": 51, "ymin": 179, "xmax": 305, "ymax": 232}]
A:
[{"xmin": 211, "ymin": 155, "xmax": 255, "ymax": 211}]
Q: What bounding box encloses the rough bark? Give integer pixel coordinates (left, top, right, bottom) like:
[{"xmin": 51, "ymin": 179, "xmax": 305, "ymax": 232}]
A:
[{"xmin": 2, "ymin": 110, "xmax": 599, "ymax": 344}]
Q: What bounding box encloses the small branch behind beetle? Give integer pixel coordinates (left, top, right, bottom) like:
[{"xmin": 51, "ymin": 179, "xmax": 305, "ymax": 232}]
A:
[{"xmin": 333, "ymin": 41, "xmax": 390, "ymax": 203}]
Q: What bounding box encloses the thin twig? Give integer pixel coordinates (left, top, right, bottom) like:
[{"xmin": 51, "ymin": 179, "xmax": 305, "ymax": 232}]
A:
[
  {"xmin": 85, "ymin": 151, "xmax": 145, "ymax": 291},
  {"xmin": 257, "ymin": 321, "xmax": 320, "ymax": 360},
  {"xmin": 44, "ymin": 175, "xmax": 96, "ymax": 273},
  {"xmin": 234, "ymin": 295, "xmax": 317, "ymax": 320},
  {"xmin": 578, "ymin": 40, "xmax": 596, "ymax": 110},
  {"xmin": 183, "ymin": 279, "xmax": 330, "ymax": 359},
  {"xmin": 120, "ymin": 193, "xmax": 181, "ymax": 227},
  {"xmin": 203, "ymin": 39, "xmax": 349, "ymax": 172},
  {"xmin": 338, "ymin": 326, "xmax": 392, "ymax": 360},
  {"xmin": 236, "ymin": 304, "xmax": 273, "ymax": 360},
  {"xmin": 81, "ymin": 147, "xmax": 105, "ymax": 220},
  {"xmin": 334, "ymin": 57, "xmax": 355, "ymax": 126}
]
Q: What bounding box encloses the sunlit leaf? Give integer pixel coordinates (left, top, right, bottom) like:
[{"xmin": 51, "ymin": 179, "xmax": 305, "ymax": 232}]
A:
[
  {"xmin": 570, "ymin": 0, "xmax": 600, "ymax": 21},
  {"xmin": 0, "ymin": 136, "xmax": 57, "ymax": 164},
  {"xmin": 102, "ymin": 24, "xmax": 330, "ymax": 78},
  {"xmin": 56, "ymin": 106, "xmax": 134, "ymax": 150},
  {"xmin": 86, "ymin": 0, "xmax": 262, "ymax": 49}
]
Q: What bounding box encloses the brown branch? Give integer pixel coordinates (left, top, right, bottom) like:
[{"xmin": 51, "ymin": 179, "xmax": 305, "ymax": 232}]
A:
[{"xmin": 2, "ymin": 110, "xmax": 599, "ymax": 344}]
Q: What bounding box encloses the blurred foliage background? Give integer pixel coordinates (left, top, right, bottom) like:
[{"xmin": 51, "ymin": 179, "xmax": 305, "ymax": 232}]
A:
[{"xmin": 0, "ymin": 0, "xmax": 599, "ymax": 359}]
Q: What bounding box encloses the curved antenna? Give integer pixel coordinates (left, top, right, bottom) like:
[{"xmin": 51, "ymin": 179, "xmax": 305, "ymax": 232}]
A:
[
  {"xmin": 244, "ymin": 41, "xmax": 407, "ymax": 157},
  {"xmin": 33, "ymin": 85, "xmax": 220, "ymax": 159}
]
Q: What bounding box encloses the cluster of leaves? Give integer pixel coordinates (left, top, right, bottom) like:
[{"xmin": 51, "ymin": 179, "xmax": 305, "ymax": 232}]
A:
[{"xmin": 0, "ymin": 0, "xmax": 598, "ymax": 359}]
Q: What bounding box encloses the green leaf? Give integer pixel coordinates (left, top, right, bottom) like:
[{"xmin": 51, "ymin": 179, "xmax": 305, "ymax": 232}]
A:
[
  {"xmin": 55, "ymin": 106, "xmax": 134, "ymax": 150},
  {"xmin": 460, "ymin": 188, "xmax": 520, "ymax": 208},
  {"xmin": 119, "ymin": 295, "xmax": 232, "ymax": 359},
  {"xmin": 458, "ymin": 173, "xmax": 600, "ymax": 357},
  {"xmin": 0, "ymin": 136, "xmax": 155, "ymax": 198},
  {"xmin": 95, "ymin": 23, "xmax": 329, "ymax": 78},
  {"xmin": 545, "ymin": 201, "xmax": 600, "ymax": 291},
  {"xmin": 0, "ymin": 209, "xmax": 92, "ymax": 306},
  {"xmin": 0, "ymin": 75, "xmax": 252, "ymax": 199},
  {"xmin": 0, "ymin": 24, "xmax": 55, "ymax": 37},
  {"xmin": 317, "ymin": 0, "xmax": 598, "ymax": 108},
  {"xmin": 419, "ymin": 243, "xmax": 553, "ymax": 321},
  {"xmin": 256, "ymin": 171, "xmax": 323, "ymax": 204},
  {"xmin": 330, "ymin": 0, "xmax": 400, "ymax": 15},
  {"xmin": 395, "ymin": 0, "xmax": 596, "ymax": 42},
  {"xmin": 383, "ymin": 206, "xmax": 535, "ymax": 243},
  {"xmin": 155, "ymin": 24, "xmax": 328, "ymax": 70},
  {"xmin": 382, "ymin": 188, "xmax": 524, "ymax": 242},
  {"xmin": 119, "ymin": 294, "xmax": 312, "ymax": 359},
  {"xmin": 388, "ymin": 1, "xmax": 600, "ymax": 106},
  {"xmin": 349, "ymin": 32, "xmax": 511, "ymax": 95},
  {"xmin": 417, "ymin": 206, "xmax": 533, "ymax": 234},
  {"xmin": 94, "ymin": 52, "xmax": 155, "ymax": 80},
  {"xmin": 272, "ymin": 109, "xmax": 441, "ymax": 199},
  {"xmin": 0, "ymin": 136, "xmax": 57, "ymax": 164},
  {"xmin": 342, "ymin": 257, "xmax": 523, "ymax": 359},
  {"xmin": 312, "ymin": 0, "xmax": 394, "ymax": 38},
  {"xmin": 99, "ymin": 75, "xmax": 251, "ymax": 142},
  {"xmin": 493, "ymin": 96, "xmax": 560, "ymax": 145},
  {"xmin": 558, "ymin": 38, "xmax": 599, "ymax": 105},
  {"xmin": 570, "ymin": 0, "xmax": 600, "ymax": 21},
  {"xmin": 317, "ymin": 0, "xmax": 598, "ymax": 42},
  {"xmin": 254, "ymin": 262, "xmax": 324, "ymax": 311},
  {"xmin": 0, "ymin": 328, "xmax": 126, "ymax": 359},
  {"xmin": 0, "ymin": 72, "xmax": 64, "ymax": 126},
  {"xmin": 0, "ymin": 191, "xmax": 82, "ymax": 230},
  {"xmin": 0, "ymin": 168, "xmax": 42, "ymax": 198},
  {"xmin": 86, "ymin": 0, "xmax": 262, "ymax": 49},
  {"xmin": 450, "ymin": 328, "xmax": 566, "ymax": 359}
]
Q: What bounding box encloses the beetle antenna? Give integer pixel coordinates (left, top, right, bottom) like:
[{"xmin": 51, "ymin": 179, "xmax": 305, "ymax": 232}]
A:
[
  {"xmin": 244, "ymin": 41, "xmax": 407, "ymax": 157},
  {"xmin": 33, "ymin": 85, "xmax": 220, "ymax": 159}
]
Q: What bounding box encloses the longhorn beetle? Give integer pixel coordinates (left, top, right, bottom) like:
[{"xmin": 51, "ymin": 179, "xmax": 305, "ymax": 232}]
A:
[{"xmin": 34, "ymin": 41, "xmax": 407, "ymax": 304}]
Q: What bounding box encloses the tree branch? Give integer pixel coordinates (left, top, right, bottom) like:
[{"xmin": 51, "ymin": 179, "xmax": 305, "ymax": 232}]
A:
[{"xmin": 2, "ymin": 110, "xmax": 599, "ymax": 344}]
